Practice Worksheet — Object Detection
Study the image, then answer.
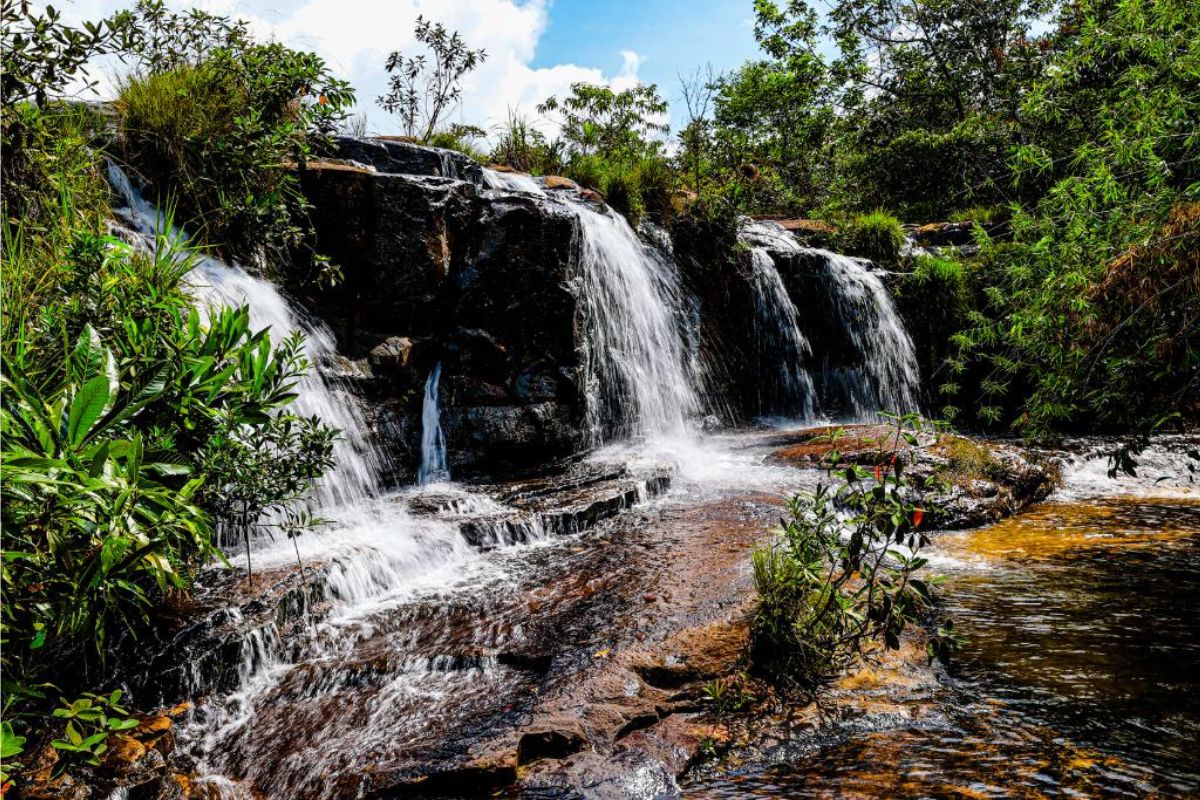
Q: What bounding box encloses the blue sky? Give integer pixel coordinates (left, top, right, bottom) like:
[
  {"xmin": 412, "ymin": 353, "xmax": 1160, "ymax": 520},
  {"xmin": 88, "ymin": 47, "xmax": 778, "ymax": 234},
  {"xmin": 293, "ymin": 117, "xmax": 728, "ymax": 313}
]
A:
[
  {"xmin": 66, "ymin": 0, "xmax": 768, "ymax": 137},
  {"xmin": 530, "ymin": 0, "xmax": 761, "ymax": 117}
]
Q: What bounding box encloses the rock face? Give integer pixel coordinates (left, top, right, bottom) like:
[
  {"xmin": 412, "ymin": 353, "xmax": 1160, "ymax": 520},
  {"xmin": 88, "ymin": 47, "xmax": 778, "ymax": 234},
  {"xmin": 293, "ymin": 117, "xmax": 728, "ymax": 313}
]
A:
[
  {"xmin": 769, "ymin": 425, "xmax": 1060, "ymax": 527},
  {"xmin": 296, "ymin": 137, "xmax": 586, "ymax": 477}
]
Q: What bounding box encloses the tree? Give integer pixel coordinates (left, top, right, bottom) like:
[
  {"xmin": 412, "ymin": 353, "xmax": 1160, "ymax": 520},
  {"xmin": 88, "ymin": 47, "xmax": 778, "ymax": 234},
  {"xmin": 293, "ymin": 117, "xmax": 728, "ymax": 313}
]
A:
[
  {"xmin": 711, "ymin": 60, "xmax": 832, "ymax": 211},
  {"xmin": 942, "ymin": 0, "xmax": 1200, "ymax": 433},
  {"xmin": 677, "ymin": 64, "xmax": 717, "ymax": 197},
  {"xmin": 749, "ymin": 0, "xmax": 1052, "ymax": 215},
  {"xmin": 378, "ymin": 17, "xmax": 487, "ymax": 141},
  {"xmin": 1, "ymin": 0, "xmax": 134, "ymax": 107},
  {"xmin": 538, "ymin": 83, "xmax": 668, "ymax": 159}
]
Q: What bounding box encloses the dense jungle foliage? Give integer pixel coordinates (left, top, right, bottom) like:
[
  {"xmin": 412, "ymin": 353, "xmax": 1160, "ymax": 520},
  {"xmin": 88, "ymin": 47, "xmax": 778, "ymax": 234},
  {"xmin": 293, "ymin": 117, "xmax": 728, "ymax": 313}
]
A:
[{"xmin": 1, "ymin": 0, "xmax": 1197, "ymax": 780}]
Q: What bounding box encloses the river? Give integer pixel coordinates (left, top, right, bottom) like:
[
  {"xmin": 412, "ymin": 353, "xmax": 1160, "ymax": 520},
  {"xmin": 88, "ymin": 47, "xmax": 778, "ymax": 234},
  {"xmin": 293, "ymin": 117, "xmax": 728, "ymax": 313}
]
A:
[{"xmin": 686, "ymin": 441, "xmax": 1200, "ymax": 799}]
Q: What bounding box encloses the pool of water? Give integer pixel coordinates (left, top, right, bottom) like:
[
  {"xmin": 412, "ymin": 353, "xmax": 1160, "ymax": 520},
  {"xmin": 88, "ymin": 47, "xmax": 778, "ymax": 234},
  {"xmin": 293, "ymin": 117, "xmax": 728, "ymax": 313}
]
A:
[{"xmin": 686, "ymin": 498, "xmax": 1200, "ymax": 798}]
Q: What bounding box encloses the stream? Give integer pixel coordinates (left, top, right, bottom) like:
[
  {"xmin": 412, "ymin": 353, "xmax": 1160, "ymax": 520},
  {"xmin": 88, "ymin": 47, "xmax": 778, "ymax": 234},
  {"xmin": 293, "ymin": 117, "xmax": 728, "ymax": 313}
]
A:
[
  {"xmin": 104, "ymin": 159, "xmax": 1199, "ymax": 798},
  {"xmin": 687, "ymin": 444, "xmax": 1200, "ymax": 799}
]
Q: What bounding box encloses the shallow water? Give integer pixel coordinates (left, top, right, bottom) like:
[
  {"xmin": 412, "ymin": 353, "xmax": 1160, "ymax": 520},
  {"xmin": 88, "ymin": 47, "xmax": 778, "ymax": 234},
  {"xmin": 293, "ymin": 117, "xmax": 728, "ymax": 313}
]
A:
[{"xmin": 687, "ymin": 497, "xmax": 1200, "ymax": 798}]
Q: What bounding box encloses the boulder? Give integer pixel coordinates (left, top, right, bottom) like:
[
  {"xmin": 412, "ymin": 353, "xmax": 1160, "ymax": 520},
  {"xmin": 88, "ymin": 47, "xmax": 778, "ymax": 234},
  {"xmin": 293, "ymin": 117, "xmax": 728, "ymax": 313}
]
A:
[
  {"xmin": 542, "ymin": 175, "xmax": 579, "ymax": 191},
  {"xmin": 367, "ymin": 336, "xmax": 417, "ymax": 378},
  {"xmin": 331, "ymin": 136, "xmax": 483, "ymax": 183},
  {"xmin": 910, "ymin": 220, "xmax": 975, "ymax": 247},
  {"xmin": 299, "ymin": 168, "xmax": 477, "ymax": 339}
]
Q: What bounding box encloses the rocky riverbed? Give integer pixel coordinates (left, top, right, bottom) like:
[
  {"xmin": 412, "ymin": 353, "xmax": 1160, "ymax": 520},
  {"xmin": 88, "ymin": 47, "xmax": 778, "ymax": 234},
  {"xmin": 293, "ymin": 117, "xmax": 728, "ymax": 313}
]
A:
[{"xmin": 18, "ymin": 427, "xmax": 1065, "ymax": 799}]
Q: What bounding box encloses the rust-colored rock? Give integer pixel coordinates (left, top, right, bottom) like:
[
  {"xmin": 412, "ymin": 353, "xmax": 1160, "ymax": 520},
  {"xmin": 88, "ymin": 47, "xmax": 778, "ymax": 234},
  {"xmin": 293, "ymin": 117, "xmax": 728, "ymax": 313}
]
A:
[
  {"xmin": 107, "ymin": 734, "xmax": 148, "ymax": 765},
  {"xmin": 135, "ymin": 715, "xmax": 173, "ymax": 737},
  {"xmin": 542, "ymin": 175, "xmax": 579, "ymax": 191},
  {"xmin": 578, "ymin": 187, "xmax": 606, "ymax": 207}
]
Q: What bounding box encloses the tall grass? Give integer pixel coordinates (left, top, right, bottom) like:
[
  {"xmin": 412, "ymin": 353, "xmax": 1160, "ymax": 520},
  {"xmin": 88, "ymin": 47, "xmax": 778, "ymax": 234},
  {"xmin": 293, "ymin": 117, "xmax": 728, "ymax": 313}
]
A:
[
  {"xmin": 837, "ymin": 210, "xmax": 905, "ymax": 266},
  {"xmin": 2, "ymin": 103, "xmax": 112, "ymax": 365}
]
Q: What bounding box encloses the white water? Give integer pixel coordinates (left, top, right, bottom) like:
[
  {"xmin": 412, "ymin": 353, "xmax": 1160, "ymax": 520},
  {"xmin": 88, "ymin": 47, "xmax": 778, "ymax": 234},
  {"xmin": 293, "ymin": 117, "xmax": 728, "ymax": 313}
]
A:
[
  {"xmin": 417, "ymin": 363, "xmax": 450, "ymax": 484},
  {"xmin": 103, "ymin": 162, "xmax": 926, "ymax": 797},
  {"xmin": 741, "ymin": 220, "xmax": 919, "ymax": 420},
  {"xmin": 818, "ymin": 249, "xmax": 920, "ymax": 418},
  {"xmin": 481, "ymin": 167, "xmax": 701, "ymax": 444},
  {"xmin": 748, "ymin": 247, "xmax": 817, "ymax": 420},
  {"xmin": 572, "ymin": 203, "xmax": 700, "ymax": 443},
  {"xmin": 1053, "ymin": 435, "xmax": 1200, "ymax": 501},
  {"xmin": 106, "ymin": 164, "xmax": 387, "ymax": 514},
  {"xmin": 482, "ymin": 169, "xmax": 545, "ymax": 194}
]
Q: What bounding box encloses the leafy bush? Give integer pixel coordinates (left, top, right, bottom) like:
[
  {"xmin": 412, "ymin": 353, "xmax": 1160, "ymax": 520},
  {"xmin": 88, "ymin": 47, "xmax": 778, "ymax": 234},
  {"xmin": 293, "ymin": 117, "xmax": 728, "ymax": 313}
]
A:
[
  {"xmin": 425, "ymin": 123, "xmax": 489, "ymax": 162},
  {"xmin": 0, "ymin": 0, "xmax": 134, "ymax": 106},
  {"xmin": 115, "ymin": 2, "xmax": 354, "ymax": 274},
  {"xmin": 0, "ymin": 104, "xmax": 112, "ymax": 346},
  {"xmin": 1, "ymin": 102, "xmax": 338, "ymax": 766},
  {"xmin": 941, "ymin": 0, "xmax": 1200, "ymax": 433},
  {"xmin": 836, "ymin": 210, "xmax": 905, "ymax": 266},
  {"xmin": 898, "ymin": 254, "xmax": 971, "ymax": 408},
  {"xmin": 750, "ymin": 415, "xmax": 951, "ymax": 691},
  {"xmin": 1, "ymin": 231, "xmax": 333, "ymax": 674}
]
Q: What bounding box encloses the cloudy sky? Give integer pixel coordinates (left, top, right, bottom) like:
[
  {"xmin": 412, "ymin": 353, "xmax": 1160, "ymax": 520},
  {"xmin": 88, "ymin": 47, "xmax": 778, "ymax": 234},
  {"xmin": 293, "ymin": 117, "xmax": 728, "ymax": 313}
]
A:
[{"xmin": 63, "ymin": 0, "xmax": 764, "ymax": 136}]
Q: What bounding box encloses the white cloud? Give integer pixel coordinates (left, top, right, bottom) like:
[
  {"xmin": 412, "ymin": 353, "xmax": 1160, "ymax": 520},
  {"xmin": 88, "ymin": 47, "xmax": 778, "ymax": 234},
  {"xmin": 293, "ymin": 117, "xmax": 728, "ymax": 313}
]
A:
[{"xmin": 60, "ymin": 0, "xmax": 648, "ymax": 140}]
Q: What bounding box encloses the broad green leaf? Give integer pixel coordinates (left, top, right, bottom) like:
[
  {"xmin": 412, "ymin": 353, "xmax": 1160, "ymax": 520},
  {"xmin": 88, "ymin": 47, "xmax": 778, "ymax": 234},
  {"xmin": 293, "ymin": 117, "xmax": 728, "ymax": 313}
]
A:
[{"xmin": 67, "ymin": 375, "xmax": 112, "ymax": 447}]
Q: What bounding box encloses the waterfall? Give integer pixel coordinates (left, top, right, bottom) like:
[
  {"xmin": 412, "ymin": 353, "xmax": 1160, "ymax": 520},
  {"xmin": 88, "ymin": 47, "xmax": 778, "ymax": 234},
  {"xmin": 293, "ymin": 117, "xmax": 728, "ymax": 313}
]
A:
[
  {"xmin": 570, "ymin": 203, "xmax": 699, "ymax": 443},
  {"xmin": 418, "ymin": 363, "xmax": 450, "ymax": 485},
  {"xmin": 106, "ymin": 164, "xmax": 388, "ymax": 514},
  {"xmin": 482, "ymin": 169, "xmax": 545, "ymax": 194},
  {"xmin": 748, "ymin": 248, "xmax": 817, "ymax": 420},
  {"xmin": 480, "ymin": 168, "xmax": 699, "ymax": 444},
  {"xmin": 740, "ymin": 219, "xmax": 919, "ymax": 420},
  {"xmin": 817, "ymin": 249, "xmax": 919, "ymax": 418}
]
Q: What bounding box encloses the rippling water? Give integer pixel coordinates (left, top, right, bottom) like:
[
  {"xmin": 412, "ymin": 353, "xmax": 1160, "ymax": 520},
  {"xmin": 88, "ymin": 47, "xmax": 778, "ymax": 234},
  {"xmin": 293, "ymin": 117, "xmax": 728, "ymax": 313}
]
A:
[{"xmin": 687, "ymin": 498, "xmax": 1200, "ymax": 798}]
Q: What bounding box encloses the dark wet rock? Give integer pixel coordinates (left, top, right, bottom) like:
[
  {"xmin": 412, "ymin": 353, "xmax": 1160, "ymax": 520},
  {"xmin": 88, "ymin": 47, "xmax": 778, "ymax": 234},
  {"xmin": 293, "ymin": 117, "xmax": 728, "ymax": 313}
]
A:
[
  {"xmin": 331, "ymin": 135, "xmax": 483, "ymax": 184},
  {"xmin": 299, "ymin": 168, "xmax": 477, "ymax": 339},
  {"xmin": 518, "ymin": 723, "xmax": 588, "ymax": 764},
  {"xmin": 295, "ymin": 140, "xmax": 591, "ymax": 475},
  {"xmin": 909, "ymin": 220, "xmax": 977, "ymax": 247}
]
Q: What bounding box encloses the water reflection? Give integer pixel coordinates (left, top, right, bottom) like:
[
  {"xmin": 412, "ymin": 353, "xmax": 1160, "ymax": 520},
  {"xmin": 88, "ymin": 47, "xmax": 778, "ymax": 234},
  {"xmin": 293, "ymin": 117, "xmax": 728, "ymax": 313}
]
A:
[{"xmin": 687, "ymin": 499, "xmax": 1200, "ymax": 798}]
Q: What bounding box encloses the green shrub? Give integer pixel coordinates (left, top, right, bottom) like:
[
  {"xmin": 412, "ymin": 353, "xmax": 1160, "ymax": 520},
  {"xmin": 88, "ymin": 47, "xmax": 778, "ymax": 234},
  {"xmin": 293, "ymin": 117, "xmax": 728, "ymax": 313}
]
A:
[
  {"xmin": 425, "ymin": 124, "xmax": 489, "ymax": 163},
  {"xmin": 488, "ymin": 113, "xmax": 564, "ymax": 175},
  {"xmin": 1, "ymin": 104, "xmax": 337, "ymax": 766},
  {"xmin": 897, "ymin": 255, "xmax": 971, "ymax": 411},
  {"xmin": 948, "ymin": 205, "xmax": 1006, "ymax": 226},
  {"xmin": 750, "ymin": 416, "xmax": 952, "ymax": 691},
  {"xmin": 837, "ymin": 210, "xmax": 905, "ymax": 266},
  {"xmin": 115, "ymin": 5, "xmax": 353, "ymax": 278},
  {"xmin": 1, "ymin": 104, "xmax": 112, "ymax": 349}
]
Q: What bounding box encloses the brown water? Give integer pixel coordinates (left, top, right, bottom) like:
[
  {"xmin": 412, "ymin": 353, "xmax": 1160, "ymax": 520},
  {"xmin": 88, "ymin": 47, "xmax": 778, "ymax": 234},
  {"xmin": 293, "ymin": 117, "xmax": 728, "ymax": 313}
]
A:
[{"xmin": 687, "ymin": 498, "xmax": 1200, "ymax": 798}]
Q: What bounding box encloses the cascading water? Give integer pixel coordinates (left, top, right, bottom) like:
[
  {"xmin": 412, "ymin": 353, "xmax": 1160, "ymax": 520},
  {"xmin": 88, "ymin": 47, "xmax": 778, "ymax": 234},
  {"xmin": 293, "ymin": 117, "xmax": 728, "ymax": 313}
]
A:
[
  {"xmin": 99, "ymin": 155, "xmax": 928, "ymax": 798},
  {"xmin": 418, "ymin": 363, "xmax": 450, "ymax": 484},
  {"xmin": 106, "ymin": 164, "xmax": 386, "ymax": 513},
  {"xmin": 741, "ymin": 219, "xmax": 919, "ymax": 420},
  {"xmin": 748, "ymin": 246, "xmax": 817, "ymax": 420},
  {"xmin": 817, "ymin": 249, "xmax": 920, "ymax": 418},
  {"xmin": 106, "ymin": 166, "xmax": 489, "ymax": 798},
  {"xmin": 571, "ymin": 203, "xmax": 700, "ymax": 443},
  {"xmin": 481, "ymin": 168, "xmax": 700, "ymax": 444}
]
